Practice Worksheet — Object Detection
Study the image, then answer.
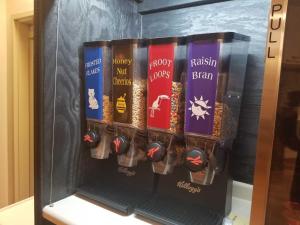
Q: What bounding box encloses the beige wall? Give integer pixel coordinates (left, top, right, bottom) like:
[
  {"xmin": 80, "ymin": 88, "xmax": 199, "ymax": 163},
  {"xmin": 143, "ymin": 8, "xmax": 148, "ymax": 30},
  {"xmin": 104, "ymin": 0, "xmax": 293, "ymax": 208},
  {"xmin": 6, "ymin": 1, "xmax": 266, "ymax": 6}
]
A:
[
  {"xmin": 0, "ymin": 0, "xmax": 9, "ymax": 209},
  {"xmin": 0, "ymin": 0, "xmax": 33, "ymax": 208},
  {"xmin": 7, "ymin": 0, "xmax": 33, "ymax": 15}
]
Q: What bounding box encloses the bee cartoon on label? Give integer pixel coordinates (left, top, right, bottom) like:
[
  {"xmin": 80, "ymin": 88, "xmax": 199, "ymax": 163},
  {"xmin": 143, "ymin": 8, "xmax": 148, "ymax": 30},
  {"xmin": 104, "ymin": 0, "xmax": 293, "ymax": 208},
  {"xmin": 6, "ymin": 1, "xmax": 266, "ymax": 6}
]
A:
[{"xmin": 116, "ymin": 93, "xmax": 127, "ymax": 114}]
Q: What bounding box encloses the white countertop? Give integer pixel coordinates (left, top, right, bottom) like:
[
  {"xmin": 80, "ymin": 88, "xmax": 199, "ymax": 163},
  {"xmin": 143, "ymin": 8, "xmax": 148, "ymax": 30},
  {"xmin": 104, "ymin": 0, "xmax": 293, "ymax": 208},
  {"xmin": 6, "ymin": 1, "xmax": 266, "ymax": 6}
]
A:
[
  {"xmin": 43, "ymin": 181, "xmax": 252, "ymax": 225},
  {"xmin": 0, "ymin": 181, "xmax": 251, "ymax": 225},
  {"xmin": 0, "ymin": 197, "xmax": 34, "ymax": 225}
]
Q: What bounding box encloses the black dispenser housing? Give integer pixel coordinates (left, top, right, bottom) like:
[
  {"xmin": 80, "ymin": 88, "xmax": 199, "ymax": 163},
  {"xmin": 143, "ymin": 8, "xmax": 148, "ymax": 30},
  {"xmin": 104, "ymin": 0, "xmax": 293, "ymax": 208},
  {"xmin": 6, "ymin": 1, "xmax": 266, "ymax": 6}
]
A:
[
  {"xmin": 135, "ymin": 33, "xmax": 250, "ymax": 225},
  {"xmin": 35, "ymin": 0, "xmax": 271, "ymax": 224},
  {"xmin": 77, "ymin": 39, "xmax": 154, "ymax": 214}
]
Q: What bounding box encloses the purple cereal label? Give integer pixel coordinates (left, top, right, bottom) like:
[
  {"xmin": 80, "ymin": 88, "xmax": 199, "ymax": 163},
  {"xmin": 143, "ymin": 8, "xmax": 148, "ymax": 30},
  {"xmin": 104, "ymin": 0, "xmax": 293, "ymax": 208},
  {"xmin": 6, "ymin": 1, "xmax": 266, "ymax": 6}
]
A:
[{"xmin": 185, "ymin": 41, "xmax": 220, "ymax": 135}]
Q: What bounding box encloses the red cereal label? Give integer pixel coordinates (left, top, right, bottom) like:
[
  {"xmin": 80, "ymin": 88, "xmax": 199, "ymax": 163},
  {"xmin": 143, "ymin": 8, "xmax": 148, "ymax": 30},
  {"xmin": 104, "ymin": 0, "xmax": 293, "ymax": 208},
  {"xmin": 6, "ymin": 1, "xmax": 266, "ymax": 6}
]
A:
[{"xmin": 147, "ymin": 43, "xmax": 175, "ymax": 130}]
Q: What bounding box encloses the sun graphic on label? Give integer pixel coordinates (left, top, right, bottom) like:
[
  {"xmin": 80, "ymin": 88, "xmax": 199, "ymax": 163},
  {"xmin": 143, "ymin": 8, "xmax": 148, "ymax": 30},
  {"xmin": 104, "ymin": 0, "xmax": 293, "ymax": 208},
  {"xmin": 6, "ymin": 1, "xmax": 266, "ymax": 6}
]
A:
[{"xmin": 188, "ymin": 96, "xmax": 212, "ymax": 120}]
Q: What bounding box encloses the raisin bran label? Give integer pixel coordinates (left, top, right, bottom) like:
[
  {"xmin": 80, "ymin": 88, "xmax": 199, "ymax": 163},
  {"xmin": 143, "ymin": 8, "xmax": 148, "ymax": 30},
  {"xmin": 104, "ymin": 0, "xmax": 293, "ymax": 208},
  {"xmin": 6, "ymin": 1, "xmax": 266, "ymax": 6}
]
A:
[
  {"xmin": 185, "ymin": 42, "xmax": 220, "ymax": 135},
  {"xmin": 112, "ymin": 43, "xmax": 133, "ymax": 124},
  {"xmin": 84, "ymin": 46, "xmax": 103, "ymax": 121},
  {"xmin": 147, "ymin": 44, "xmax": 175, "ymax": 130}
]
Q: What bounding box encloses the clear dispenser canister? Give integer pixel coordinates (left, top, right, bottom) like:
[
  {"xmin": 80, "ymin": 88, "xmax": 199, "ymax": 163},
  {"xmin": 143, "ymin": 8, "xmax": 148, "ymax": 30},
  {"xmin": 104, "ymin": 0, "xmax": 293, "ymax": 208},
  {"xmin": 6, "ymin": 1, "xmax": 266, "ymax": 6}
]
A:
[
  {"xmin": 83, "ymin": 41, "xmax": 113, "ymax": 159},
  {"xmin": 184, "ymin": 33, "xmax": 250, "ymax": 184},
  {"xmin": 146, "ymin": 37, "xmax": 186, "ymax": 175},
  {"xmin": 111, "ymin": 39, "xmax": 147, "ymax": 167}
]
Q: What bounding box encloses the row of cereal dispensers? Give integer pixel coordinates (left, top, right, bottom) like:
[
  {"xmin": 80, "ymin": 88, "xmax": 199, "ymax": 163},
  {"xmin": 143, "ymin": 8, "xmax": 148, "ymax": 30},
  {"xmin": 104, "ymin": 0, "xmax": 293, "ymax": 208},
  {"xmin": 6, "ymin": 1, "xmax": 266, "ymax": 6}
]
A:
[{"xmin": 83, "ymin": 33, "xmax": 250, "ymax": 185}]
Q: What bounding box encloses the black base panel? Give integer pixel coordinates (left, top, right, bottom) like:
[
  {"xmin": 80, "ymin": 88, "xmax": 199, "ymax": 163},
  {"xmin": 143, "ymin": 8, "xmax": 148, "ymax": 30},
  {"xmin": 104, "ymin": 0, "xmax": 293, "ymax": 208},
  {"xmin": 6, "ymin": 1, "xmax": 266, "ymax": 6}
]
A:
[
  {"xmin": 77, "ymin": 154, "xmax": 155, "ymax": 215},
  {"xmin": 136, "ymin": 195, "xmax": 224, "ymax": 225},
  {"xmin": 77, "ymin": 186, "xmax": 137, "ymax": 214},
  {"xmin": 135, "ymin": 165, "xmax": 231, "ymax": 225}
]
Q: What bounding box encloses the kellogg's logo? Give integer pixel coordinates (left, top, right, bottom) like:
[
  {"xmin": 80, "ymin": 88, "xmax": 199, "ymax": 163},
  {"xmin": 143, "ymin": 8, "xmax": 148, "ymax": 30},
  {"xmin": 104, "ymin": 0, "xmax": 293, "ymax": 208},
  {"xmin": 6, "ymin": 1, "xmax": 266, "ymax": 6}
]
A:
[{"xmin": 177, "ymin": 181, "xmax": 201, "ymax": 194}]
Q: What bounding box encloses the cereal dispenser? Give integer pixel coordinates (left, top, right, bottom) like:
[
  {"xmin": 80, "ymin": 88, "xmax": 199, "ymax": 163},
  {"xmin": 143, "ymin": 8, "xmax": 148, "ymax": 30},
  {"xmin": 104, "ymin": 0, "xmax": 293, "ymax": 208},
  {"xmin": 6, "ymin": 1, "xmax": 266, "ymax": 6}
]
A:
[
  {"xmin": 184, "ymin": 33, "xmax": 250, "ymax": 185},
  {"xmin": 83, "ymin": 41, "xmax": 113, "ymax": 159},
  {"xmin": 111, "ymin": 39, "xmax": 147, "ymax": 167},
  {"xmin": 135, "ymin": 33, "xmax": 250, "ymax": 225},
  {"xmin": 145, "ymin": 37, "xmax": 186, "ymax": 175}
]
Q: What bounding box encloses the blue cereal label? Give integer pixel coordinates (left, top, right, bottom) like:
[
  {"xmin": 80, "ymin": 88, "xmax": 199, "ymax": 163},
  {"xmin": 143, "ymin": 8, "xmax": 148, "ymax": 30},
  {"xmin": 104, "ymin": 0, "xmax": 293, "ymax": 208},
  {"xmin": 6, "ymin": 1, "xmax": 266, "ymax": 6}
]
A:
[{"xmin": 84, "ymin": 47, "xmax": 103, "ymax": 121}]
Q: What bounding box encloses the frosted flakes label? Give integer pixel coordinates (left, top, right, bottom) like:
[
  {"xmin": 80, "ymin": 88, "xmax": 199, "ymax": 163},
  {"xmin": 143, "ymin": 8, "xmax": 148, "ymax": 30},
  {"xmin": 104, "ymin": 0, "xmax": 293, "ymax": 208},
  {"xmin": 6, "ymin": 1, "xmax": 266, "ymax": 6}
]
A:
[{"xmin": 84, "ymin": 47, "xmax": 103, "ymax": 121}]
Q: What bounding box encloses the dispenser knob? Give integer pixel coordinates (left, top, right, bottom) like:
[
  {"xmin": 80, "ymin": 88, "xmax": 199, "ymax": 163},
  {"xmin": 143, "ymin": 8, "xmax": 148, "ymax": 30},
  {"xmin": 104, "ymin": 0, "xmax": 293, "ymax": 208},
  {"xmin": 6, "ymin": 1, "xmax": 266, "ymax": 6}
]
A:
[
  {"xmin": 185, "ymin": 148, "xmax": 208, "ymax": 172},
  {"xmin": 83, "ymin": 130, "xmax": 100, "ymax": 148},
  {"xmin": 146, "ymin": 142, "xmax": 166, "ymax": 162},
  {"xmin": 111, "ymin": 135, "xmax": 130, "ymax": 155}
]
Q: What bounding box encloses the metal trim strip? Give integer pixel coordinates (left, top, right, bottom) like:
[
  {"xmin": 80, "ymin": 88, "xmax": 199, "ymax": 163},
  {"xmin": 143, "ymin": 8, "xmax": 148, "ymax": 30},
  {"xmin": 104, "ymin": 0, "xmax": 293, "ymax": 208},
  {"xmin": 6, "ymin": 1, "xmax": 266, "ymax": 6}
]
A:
[{"xmin": 250, "ymin": 1, "xmax": 289, "ymax": 224}]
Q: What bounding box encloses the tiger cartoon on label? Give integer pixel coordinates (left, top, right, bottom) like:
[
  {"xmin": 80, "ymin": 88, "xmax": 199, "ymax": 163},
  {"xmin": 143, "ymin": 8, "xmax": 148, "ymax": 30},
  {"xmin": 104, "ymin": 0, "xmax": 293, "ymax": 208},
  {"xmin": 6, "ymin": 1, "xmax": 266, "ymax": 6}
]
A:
[{"xmin": 88, "ymin": 88, "xmax": 99, "ymax": 110}]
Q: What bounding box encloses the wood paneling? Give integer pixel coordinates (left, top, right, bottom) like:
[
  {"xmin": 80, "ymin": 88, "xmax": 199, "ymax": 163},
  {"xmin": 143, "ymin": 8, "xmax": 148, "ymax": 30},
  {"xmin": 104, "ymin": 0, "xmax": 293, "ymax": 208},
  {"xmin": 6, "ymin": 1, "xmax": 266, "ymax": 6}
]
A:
[
  {"xmin": 11, "ymin": 12, "xmax": 34, "ymax": 204},
  {"xmin": 138, "ymin": 0, "xmax": 231, "ymax": 14},
  {"xmin": 13, "ymin": 20, "xmax": 31, "ymax": 201},
  {"xmin": 39, "ymin": 0, "xmax": 141, "ymax": 212},
  {"xmin": 34, "ymin": 1, "xmax": 52, "ymax": 224},
  {"xmin": 141, "ymin": 0, "xmax": 271, "ymax": 182},
  {"xmin": 29, "ymin": 25, "xmax": 34, "ymax": 196},
  {"xmin": 0, "ymin": 0, "xmax": 9, "ymax": 208}
]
